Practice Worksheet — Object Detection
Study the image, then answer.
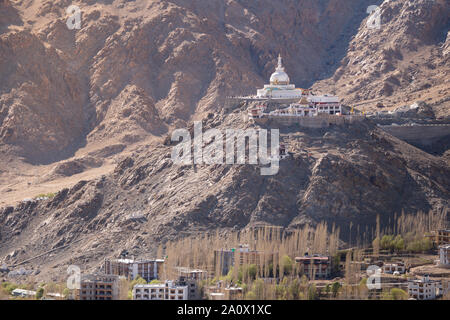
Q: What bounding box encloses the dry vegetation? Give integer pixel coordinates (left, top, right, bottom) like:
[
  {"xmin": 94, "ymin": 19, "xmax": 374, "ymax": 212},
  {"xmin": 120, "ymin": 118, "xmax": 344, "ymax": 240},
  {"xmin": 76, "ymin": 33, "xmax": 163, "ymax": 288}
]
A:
[{"xmin": 151, "ymin": 209, "xmax": 448, "ymax": 300}]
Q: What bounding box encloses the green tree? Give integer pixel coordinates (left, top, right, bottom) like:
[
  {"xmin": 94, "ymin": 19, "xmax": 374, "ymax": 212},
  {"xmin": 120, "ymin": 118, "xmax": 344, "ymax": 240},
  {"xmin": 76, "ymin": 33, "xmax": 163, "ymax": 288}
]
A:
[
  {"xmin": 36, "ymin": 287, "xmax": 44, "ymax": 300},
  {"xmin": 380, "ymin": 235, "xmax": 394, "ymax": 251},
  {"xmin": 332, "ymin": 253, "xmax": 341, "ymax": 275},
  {"xmin": 393, "ymin": 235, "xmax": 405, "ymax": 252},
  {"xmin": 288, "ymin": 278, "xmax": 301, "ymax": 300},
  {"xmin": 149, "ymin": 279, "xmax": 161, "ymax": 284},
  {"xmin": 252, "ymin": 279, "xmax": 265, "ymax": 299},
  {"xmin": 128, "ymin": 275, "xmax": 147, "ymax": 298},
  {"xmin": 275, "ymin": 284, "xmax": 286, "ymax": 300},
  {"xmin": 307, "ymin": 284, "xmax": 317, "ymax": 300},
  {"xmin": 390, "ymin": 288, "xmax": 408, "ymax": 300},
  {"xmin": 62, "ymin": 288, "xmax": 70, "ymax": 299},
  {"xmin": 247, "ymin": 264, "xmax": 258, "ymax": 280},
  {"xmin": 130, "ymin": 275, "xmax": 147, "ymax": 288},
  {"xmin": 281, "ymin": 255, "xmax": 293, "ymax": 276},
  {"xmin": 331, "ymin": 282, "xmax": 341, "ymax": 298},
  {"xmin": 325, "ymin": 284, "xmax": 331, "ymax": 297}
]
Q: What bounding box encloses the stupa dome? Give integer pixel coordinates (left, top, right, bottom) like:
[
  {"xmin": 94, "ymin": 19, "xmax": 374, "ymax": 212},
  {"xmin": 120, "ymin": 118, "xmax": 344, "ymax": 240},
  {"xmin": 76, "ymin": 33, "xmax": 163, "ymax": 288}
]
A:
[{"xmin": 270, "ymin": 54, "xmax": 290, "ymax": 85}]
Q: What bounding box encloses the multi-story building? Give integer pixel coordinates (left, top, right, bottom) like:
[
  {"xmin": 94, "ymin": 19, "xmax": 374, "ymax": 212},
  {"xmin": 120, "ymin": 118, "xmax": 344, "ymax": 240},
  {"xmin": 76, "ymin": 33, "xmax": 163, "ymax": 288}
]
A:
[
  {"xmin": 132, "ymin": 281, "xmax": 187, "ymax": 300},
  {"xmin": 176, "ymin": 276, "xmax": 201, "ymax": 300},
  {"xmin": 223, "ymin": 287, "xmax": 244, "ymax": 300},
  {"xmin": 214, "ymin": 249, "xmax": 235, "ymax": 276},
  {"xmin": 174, "ymin": 267, "xmax": 208, "ymax": 300},
  {"xmin": 104, "ymin": 258, "xmax": 164, "ymax": 282},
  {"xmin": 295, "ymin": 254, "xmax": 332, "ymax": 279},
  {"xmin": 407, "ymin": 275, "xmax": 442, "ymax": 300},
  {"xmin": 382, "ymin": 262, "xmax": 406, "ymax": 274},
  {"xmin": 428, "ymin": 229, "xmax": 450, "ymax": 246},
  {"xmin": 214, "ymin": 244, "xmax": 264, "ymax": 276},
  {"xmin": 204, "ymin": 281, "xmax": 243, "ymax": 300},
  {"xmin": 175, "ymin": 267, "xmax": 208, "ymax": 280},
  {"xmin": 75, "ymin": 273, "xmax": 119, "ymax": 300},
  {"xmin": 439, "ymin": 244, "xmax": 450, "ymax": 267}
]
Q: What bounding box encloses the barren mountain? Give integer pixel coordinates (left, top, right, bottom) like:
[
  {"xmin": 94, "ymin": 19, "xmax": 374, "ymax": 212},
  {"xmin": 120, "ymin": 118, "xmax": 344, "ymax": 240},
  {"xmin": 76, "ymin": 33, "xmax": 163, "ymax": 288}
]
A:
[
  {"xmin": 313, "ymin": 0, "xmax": 450, "ymax": 116},
  {"xmin": 0, "ymin": 0, "xmax": 449, "ymax": 280},
  {"xmin": 1, "ymin": 106, "xmax": 449, "ymax": 281},
  {"xmin": 1, "ymin": 0, "xmax": 383, "ymax": 164}
]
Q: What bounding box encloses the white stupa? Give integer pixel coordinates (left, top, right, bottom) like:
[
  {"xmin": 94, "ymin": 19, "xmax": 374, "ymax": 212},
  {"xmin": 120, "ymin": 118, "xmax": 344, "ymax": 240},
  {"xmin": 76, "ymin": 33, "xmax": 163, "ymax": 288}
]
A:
[{"xmin": 256, "ymin": 54, "xmax": 303, "ymax": 99}]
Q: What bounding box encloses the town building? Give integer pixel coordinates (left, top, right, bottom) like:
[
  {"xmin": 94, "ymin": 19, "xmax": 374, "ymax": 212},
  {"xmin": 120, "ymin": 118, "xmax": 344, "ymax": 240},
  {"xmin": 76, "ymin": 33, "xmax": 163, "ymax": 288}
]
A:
[
  {"xmin": 214, "ymin": 249, "xmax": 235, "ymax": 276},
  {"xmin": 75, "ymin": 273, "xmax": 119, "ymax": 300},
  {"xmin": 439, "ymin": 244, "xmax": 450, "ymax": 267},
  {"xmin": 205, "ymin": 281, "xmax": 243, "ymax": 300},
  {"xmin": 435, "ymin": 230, "xmax": 450, "ymax": 246},
  {"xmin": 104, "ymin": 258, "xmax": 164, "ymax": 282},
  {"xmin": 295, "ymin": 254, "xmax": 332, "ymax": 280},
  {"xmin": 132, "ymin": 280, "xmax": 188, "ymax": 300},
  {"xmin": 427, "ymin": 229, "xmax": 450, "ymax": 246},
  {"xmin": 11, "ymin": 289, "xmax": 36, "ymax": 298},
  {"xmin": 173, "ymin": 267, "xmax": 208, "ymax": 300},
  {"xmin": 175, "ymin": 267, "xmax": 208, "ymax": 280},
  {"xmin": 407, "ymin": 275, "xmax": 442, "ymax": 300},
  {"xmin": 382, "ymin": 262, "xmax": 406, "ymax": 274},
  {"xmin": 214, "ymin": 244, "xmax": 264, "ymax": 276}
]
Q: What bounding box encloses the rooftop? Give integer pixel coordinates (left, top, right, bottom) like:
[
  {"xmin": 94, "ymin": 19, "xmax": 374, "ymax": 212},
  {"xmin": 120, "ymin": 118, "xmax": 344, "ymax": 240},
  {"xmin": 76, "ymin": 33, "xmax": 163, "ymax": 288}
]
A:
[{"xmin": 113, "ymin": 258, "xmax": 165, "ymax": 264}]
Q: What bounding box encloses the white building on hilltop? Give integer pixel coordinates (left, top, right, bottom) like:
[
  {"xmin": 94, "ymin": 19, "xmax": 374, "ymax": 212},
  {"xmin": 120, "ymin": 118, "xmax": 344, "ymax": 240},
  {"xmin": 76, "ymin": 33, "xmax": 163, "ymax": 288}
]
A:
[
  {"xmin": 256, "ymin": 54, "xmax": 303, "ymax": 99},
  {"xmin": 407, "ymin": 275, "xmax": 442, "ymax": 300}
]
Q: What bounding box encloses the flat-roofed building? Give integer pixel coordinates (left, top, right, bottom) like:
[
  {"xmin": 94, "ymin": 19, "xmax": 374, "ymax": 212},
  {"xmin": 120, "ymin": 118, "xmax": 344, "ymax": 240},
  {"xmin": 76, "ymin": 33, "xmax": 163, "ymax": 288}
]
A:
[
  {"xmin": 214, "ymin": 244, "xmax": 264, "ymax": 276},
  {"xmin": 382, "ymin": 262, "xmax": 406, "ymax": 274},
  {"xmin": 408, "ymin": 275, "xmax": 442, "ymax": 300},
  {"xmin": 133, "ymin": 281, "xmax": 187, "ymax": 300},
  {"xmin": 174, "ymin": 267, "xmax": 208, "ymax": 300},
  {"xmin": 427, "ymin": 229, "xmax": 450, "ymax": 246},
  {"xmin": 439, "ymin": 244, "xmax": 450, "ymax": 267},
  {"xmin": 295, "ymin": 254, "xmax": 332, "ymax": 279},
  {"xmin": 204, "ymin": 281, "xmax": 243, "ymax": 300},
  {"xmin": 214, "ymin": 249, "xmax": 235, "ymax": 276},
  {"xmin": 104, "ymin": 258, "xmax": 164, "ymax": 282},
  {"xmin": 75, "ymin": 273, "xmax": 119, "ymax": 300},
  {"xmin": 175, "ymin": 267, "xmax": 208, "ymax": 280},
  {"xmin": 11, "ymin": 289, "xmax": 36, "ymax": 298}
]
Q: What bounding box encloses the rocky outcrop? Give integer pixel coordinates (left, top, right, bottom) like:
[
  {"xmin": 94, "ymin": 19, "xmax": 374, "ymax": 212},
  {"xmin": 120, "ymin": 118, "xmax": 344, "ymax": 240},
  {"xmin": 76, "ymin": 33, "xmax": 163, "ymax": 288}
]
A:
[
  {"xmin": 0, "ymin": 0, "xmax": 380, "ymax": 162},
  {"xmin": 313, "ymin": 0, "xmax": 450, "ymax": 114},
  {"xmin": 0, "ymin": 0, "xmax": 449, "ymax": 281},
  {"xmin": 0, "ymin": 109, "xmax": 448, "ymax": 278}
]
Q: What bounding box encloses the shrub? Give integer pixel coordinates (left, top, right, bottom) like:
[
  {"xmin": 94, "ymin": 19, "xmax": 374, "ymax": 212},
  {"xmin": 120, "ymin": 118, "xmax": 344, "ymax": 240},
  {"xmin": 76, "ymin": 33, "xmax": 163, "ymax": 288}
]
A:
[
  {"xmin": 34, "ymin": 192, "xmax": 56, "ymax": 199},
  {"xmin": 149, "ymin": 279, "xmax": 161, "ymax": 284},
  {"xmin": 390, "ymin": 288, "xmax": 408, "ymax": 300},
  {"xmin": 281, "ymin": 255, "xmax": 293, "ymax": 276},
  {"xmin": 36, "ymin": 288, "xmax": 44, "ymax": 300},
  {"xmin": 382, "ymin": 288, "xmax": 408, "ymax": 300},
  {"xmin": 331, "ymin": 282, "xmax": 341, "ymax": 297}
]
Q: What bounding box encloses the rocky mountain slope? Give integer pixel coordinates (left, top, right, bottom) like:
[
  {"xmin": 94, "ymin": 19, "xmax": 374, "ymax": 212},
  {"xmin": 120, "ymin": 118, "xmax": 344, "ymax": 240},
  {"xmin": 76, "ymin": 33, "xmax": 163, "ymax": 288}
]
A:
[
  {"xmin": 1, "ymin": 0, "xmax": 381, "ymax": 164},
  {"xmin": 313, "ymin": 0, "xmax": 450, "ymax": 116},
  {"xmin": 0, "ymin": 0, "xmax": 449, "ymax": 280},
  {"xmin": 1, "ymin": 106, "xmax": 449, "ymax": 280}
]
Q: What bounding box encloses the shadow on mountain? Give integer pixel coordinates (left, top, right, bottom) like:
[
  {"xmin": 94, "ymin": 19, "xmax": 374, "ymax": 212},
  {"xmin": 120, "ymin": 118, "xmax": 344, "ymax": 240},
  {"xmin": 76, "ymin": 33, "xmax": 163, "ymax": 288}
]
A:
[{"xmin": 0, "ymin": 0, "xmax": 23, "ymax": 34}]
